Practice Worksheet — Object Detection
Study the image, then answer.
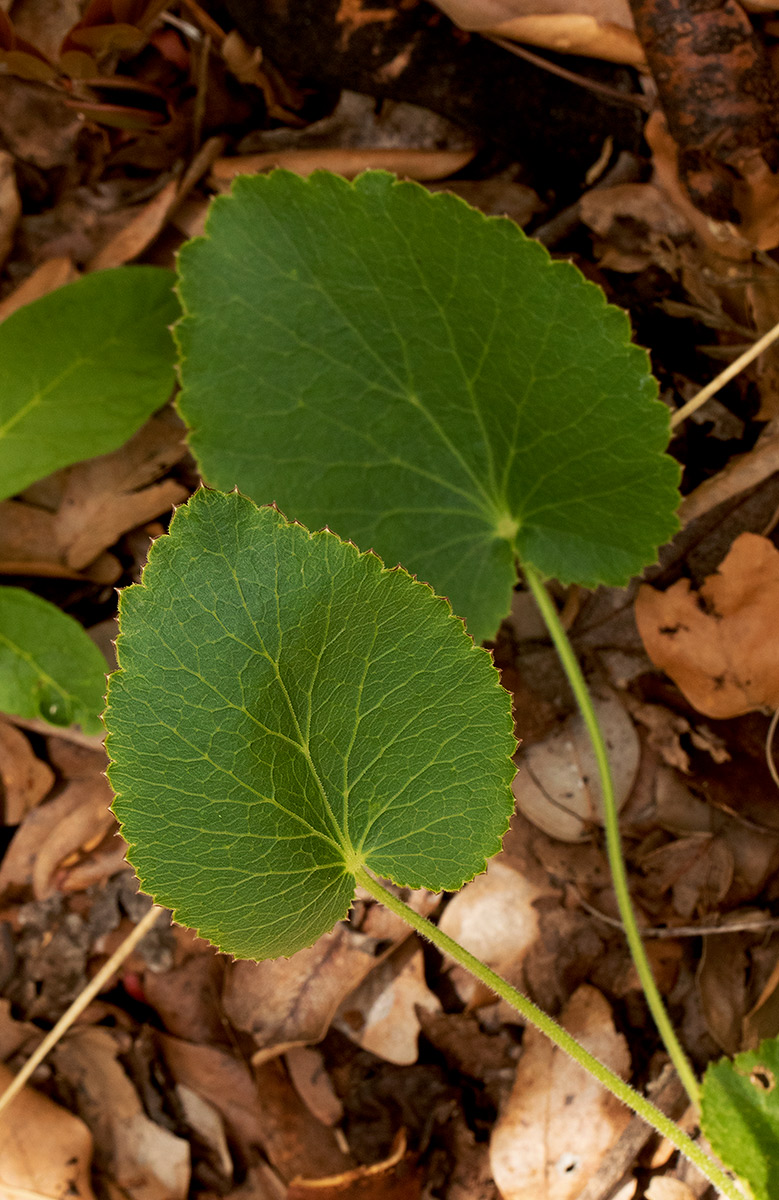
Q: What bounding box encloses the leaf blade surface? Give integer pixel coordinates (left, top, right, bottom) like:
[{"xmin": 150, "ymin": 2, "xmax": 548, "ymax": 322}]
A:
[
  {"xmin": 0, "ymin": 266, "xmax": 179, "ymax": 501},
  {"xmin": 106, "ymin": 488, "xmax": 515, "ymax": 959},
  {"xmin": 0, "ymin": 586, "xmax": 107, "ymax": 733},
  {"xmin": 177, "ymin": 170, "xmax": 679, "ymax": 642},
  {"xmin": 702, "ymin": 1038, "xmax": 779, "ymax": 1200}
]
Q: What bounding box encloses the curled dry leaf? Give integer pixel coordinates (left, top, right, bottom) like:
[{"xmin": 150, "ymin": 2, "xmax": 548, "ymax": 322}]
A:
[
  {"xmin": 0, "ymin": 1061, "xmax": 96, "ymax": 1200},
  {"xmin": 210, "ymin": 146, "xmax": 475, "ymax": 188},
  {"xmin": 635, "ymin": 532, "xmax": 779, "ymax": 718},
  {"xmin": 0, "ymin": 773, "xmax": 116, "ymax": 898},
  {"xmin": 513, "ymin": 689, "xmax": 639, "ymax": 841},
  {"xmin": 490, "ymin": 985, "xmax": 631, "ymax": 1200},
  {"xmin": 431, "ymin": 0, "xmax": 644, "ymax": 63},
  {"xmin": 287, "ymin": 1130, "xmax": 424, "ymax": 1200}
]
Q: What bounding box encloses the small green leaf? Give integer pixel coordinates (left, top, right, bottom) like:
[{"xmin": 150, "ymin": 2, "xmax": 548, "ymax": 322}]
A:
[
  {"xmin": 105, "ymin": 488, "xmax": 515, "ymax": 960},
  {"xmin": 176, "ymin": 170, "xmax": 680, "ymax": 643},
  {"xmin": 0, "ymin": 266, "xmax": 179, "ymax": 502},
  {"xmin": 702, "ymin": 1039, "xmax": 779, "ymax": 1200},
  {"xmin": 0, "ymin": 586, "xmax": 108, "ymax": 733}
]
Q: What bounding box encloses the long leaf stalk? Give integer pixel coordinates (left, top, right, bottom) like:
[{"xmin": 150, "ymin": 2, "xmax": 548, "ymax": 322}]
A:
[
  {"xmin": 354, "ymin": 867, "xmax": 744, "ymax": 1200},
  {"xmin": 522, "ymin": 562, "xmax": 702, "ymax": 1109}
]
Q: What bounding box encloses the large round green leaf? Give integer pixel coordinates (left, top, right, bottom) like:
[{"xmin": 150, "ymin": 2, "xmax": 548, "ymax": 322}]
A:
[
  {"xmin": 0, "ymin": 587, "xmax": 107, "ymax": 733},
  {"xmin": 176, "ymin": 170, "xmax": 680, "ymax": 643},
  {"xmin": 0, "ymin": 266, "xmax": 179, "ymax": 502},
  {"xmin": 106, "ymin": 488, "xmax": 515, "ymax": 960}
]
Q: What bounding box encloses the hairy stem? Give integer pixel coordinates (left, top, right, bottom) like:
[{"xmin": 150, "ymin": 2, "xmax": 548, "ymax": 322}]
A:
[
  {"xmin": 522, "ymin": 562, "xmax": 701, "ymax": 1109},
  {"xmin": 354, "ymin": 867, "xmax": 743, "ymax": 1199}
]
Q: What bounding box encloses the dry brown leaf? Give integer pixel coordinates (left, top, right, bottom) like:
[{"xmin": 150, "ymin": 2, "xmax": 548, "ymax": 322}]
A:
[
  {"xmin": 87, "ymin": 136, "xmax": 226, "ymax": 272},
  {"xmin": 636, "ymin": 532, "xmax": 779, "ymax": 718},
  {"xmin": 579, "ymin": 182, "xmax": 692, "ymax": 273},
  {"xmin": 202, "ymin": 1162, "xmax": 286, "ymax": 1200},
  {"xmin": 645, "ymin": 111, "xmax": 755, "ymax": 260},
  {"xmin": 513, "ymin": 689, "xmax": 639, "ymax": 842},
  {"xmin": 30, "ymin": 774, "xmax": 116, "ymax": 900},
  {"xmin": 696, "ymin": 926, "xmax": 748, "ymax": 1054},
  {"xmin": 210, "ymin": 146, "xmax": 475, "ymax": 187},
  {"xmin": 142, "ymin": 949, "xmax": 226, "ymax": 1044},
  {"xmin": 55, "ymin": 409, "xmax": 189, "ymax": 571},
  {"xmin": 285, "ymin": 1046, "xmax": 344, "ymax": 1126},
  {"xmin": 334, "ymin": 942, "xmax": 440, "ymax": 1064},
  {"xmin": 678, "ymin": 426, "xmax": 779, "ymax": 527},
  {"xmin": 176, "ymin": 1084, "xmax": 233, "ymax": 1183},
  {"xmin": 0, "ymin": 149, "xmax": 21, "ymax": 271},
  {"xmin": 0, "ymin": 715, "xmax": 54, "ymax": 822},
  {"xmin": 160, "ymin": 1033, "xmax": 354, "ymax": 1183},
  {"xmin": 645, "ymin": 1180, "xmax": 697, "ymax": 1200},
  {"xmin": 0, "ymin": 498, "xmax": 82, "ymax": 578},
  {"xmin": 744, "ymin": 948, "xmax": 779, "ymax": 1047},
  {"xmin": 86, "ymin": 178, "xmax": 179, "ymax": 272},
  {"xmin": 0, "ymin": 255, "xmax": 77, "ymax": 322},
  {"xmin": 638, "ymin": 834, "xmax": 734, "ymax": 919},
  {"xmin": 490, "ymin": 985, "xmax": 631, "ymax": 1200},
  {"xmin": 0, "ymin": 781, "xmax": 95, "ymax": 896},
  {"xmin": 158, "ymin": 1033, "xmax": 270, "ymax": 1153},
  {"xmin": 11, "ymin": 0, "xmax": 81, "ymax": 61},
  {"xmin": 46, "ymin": 734, "xmax": 107, "ymax": 780},
  {"xmin": 431, "ymin": 0, "xmax": 644, "ymax": 63},
  {"xmin": 0, "ymin": 997, "xmax": 41, "ymax": 1059},
  {"xmin": 222, "ymin": 924, "xmax": 380, "ymax": 1062},
  {"xmin": 438, "ymin": 858, "xmax": 549, "ymax": 1005},
  {"xmin": 428, "ymin": 176, "xmax": 543, "ymax": 225},
  {"xmin": 0, "ymin": 411, "xmax": 187, "ymax": 579},
  {"xmin": 746, "ymin": 275, "xmax": 779, "ymax": 420},
  {"xmin": 0, "ymin": 1060, "xmax": 96, "ymax": 1200},
  {"xmin": 0, "ymin": 77, "xmax": 82, "ymax": 171},
  {"xmin": 251, "ymin": 1057, "xmax": 354, "ymax": 1182},
  {"xmin": 52, "ymin": 1026, "xmax": 190, "ymax": 1200}
]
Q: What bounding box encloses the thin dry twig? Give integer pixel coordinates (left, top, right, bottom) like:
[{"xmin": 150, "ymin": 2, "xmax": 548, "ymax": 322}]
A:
[
  {"xmin": 483, "ymin": 34, "xmax": 651, "ymax": 110},
  {"xmin": 671, "ymin": 318, "xmax": 779, "ymax": 428},
  {"xmin": 577, "ymin": 893, "xmax": 779, "ymax": 937}
]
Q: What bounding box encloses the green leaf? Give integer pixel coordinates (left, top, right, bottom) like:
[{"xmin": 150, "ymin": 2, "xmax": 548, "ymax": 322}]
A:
[
  {"xmin": 105, "ymin": 488, "xmax": 515, "ymax": 960},
  {"xmin": 0, "ymin": 586, "xmax": 108, "ymax": 733},
  {"xmin": 176, "ymin": 170, "xmax": 680, "ymax": 643},
  {"xmin": 702, "ymin": 1039, "xmax": 779, "ymax": 1200},
  {"xmin": 0, "ymin": 266, "xmax": 179, "ymax": 502}
]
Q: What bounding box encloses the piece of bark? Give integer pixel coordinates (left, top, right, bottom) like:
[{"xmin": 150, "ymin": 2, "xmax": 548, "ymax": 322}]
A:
[
  {"xmin": 219, "ymin": 0, "xmax": 645, "ymax": 191},
  {"xmin": 628, "ymin": 0, "xmax": 779, "ymax": 227}
]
